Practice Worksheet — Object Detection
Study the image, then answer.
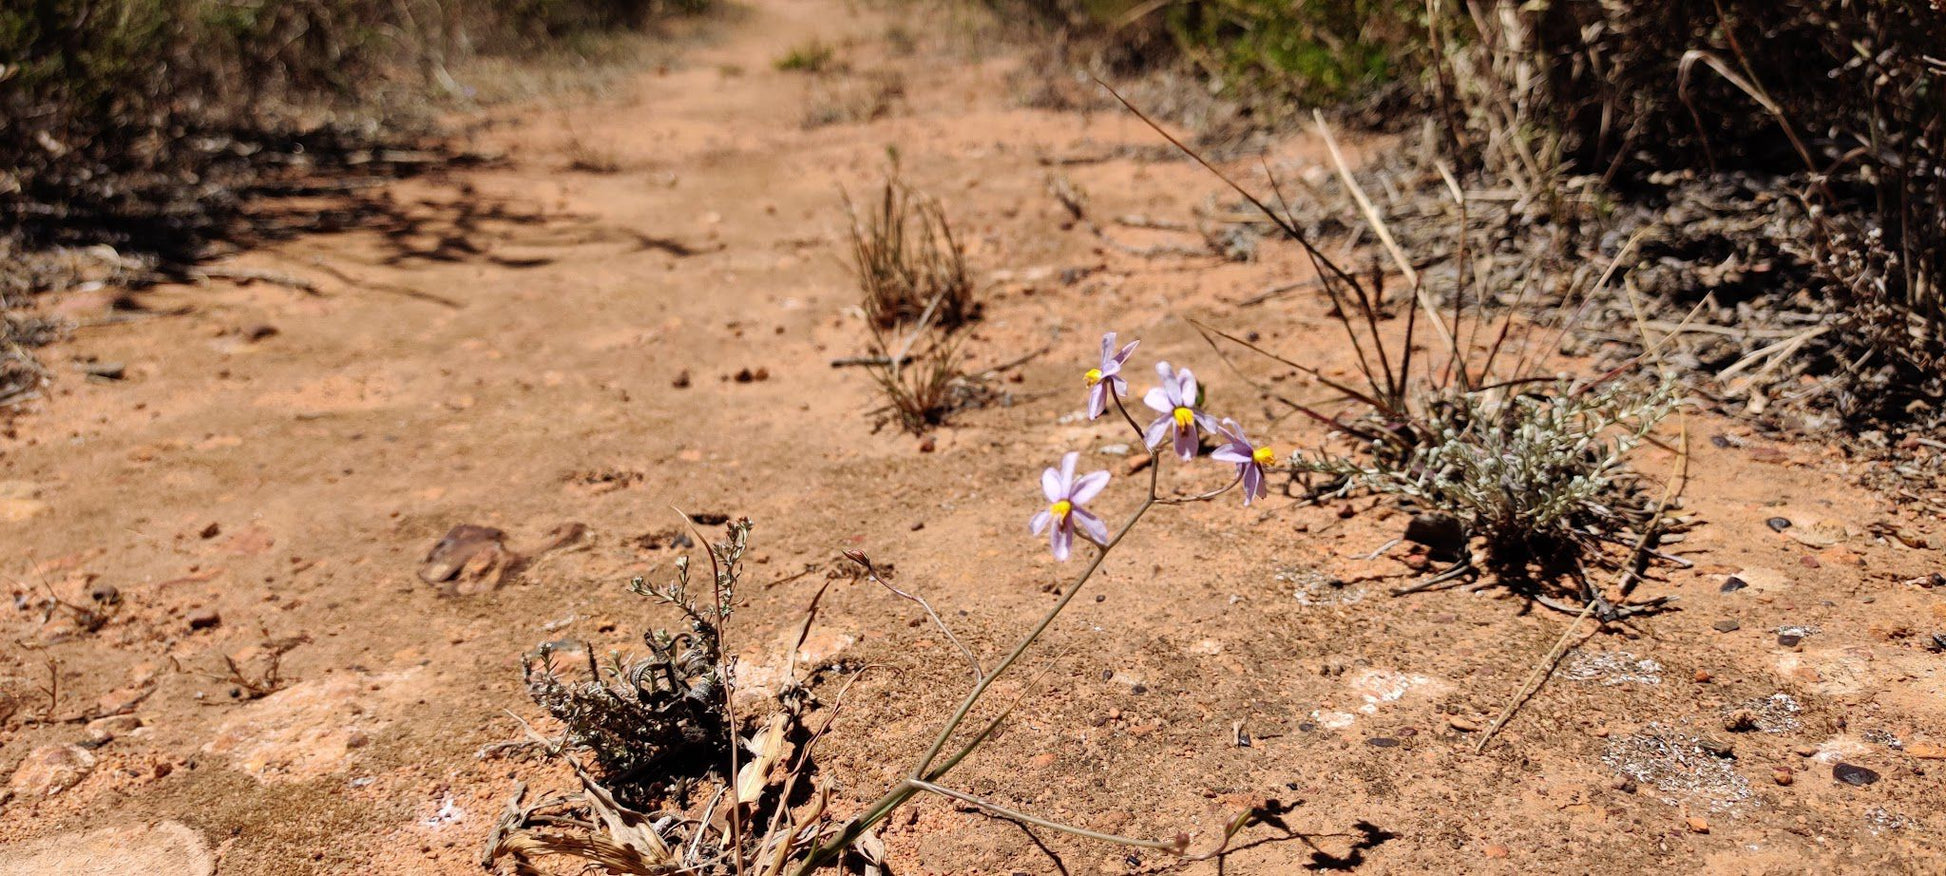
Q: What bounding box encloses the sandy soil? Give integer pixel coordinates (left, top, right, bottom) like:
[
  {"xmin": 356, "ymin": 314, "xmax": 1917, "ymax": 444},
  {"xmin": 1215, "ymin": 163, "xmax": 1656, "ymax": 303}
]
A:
[{"xmin": 3, "ymin": 1, "xmax": 1944, "ymax": 873}]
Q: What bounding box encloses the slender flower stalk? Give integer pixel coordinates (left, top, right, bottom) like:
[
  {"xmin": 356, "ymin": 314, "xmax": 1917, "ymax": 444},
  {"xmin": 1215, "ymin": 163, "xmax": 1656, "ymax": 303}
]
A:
[
  {"xmin": 1142, "ymin": 361, "xmax": 1217, "ymax": 460},
  {"xmin": 1085, "ymin": 332, "xmax": 1139, "ymax": 420}
]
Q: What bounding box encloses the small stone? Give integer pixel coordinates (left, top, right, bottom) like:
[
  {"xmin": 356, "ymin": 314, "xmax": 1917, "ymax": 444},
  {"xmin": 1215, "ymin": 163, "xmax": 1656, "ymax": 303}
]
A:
[
  {"xmin": 1832, "ymin": 762, "xmax": 1880, "ymax": 786},
  {"xmin": 1693, "ymin": 670, "xmax": 1713, "ymax": 683},
  {"xmin": 1766, "ymin": 517, "xmax": 1793, "ymax": 532},
  {"xmin": 1686, "ymin": 816, "xmax": 1710, "ymax": 834},
  {"xmin": 1773, "ymin": 768, "xmax": 1794, "ymax": 786},
  {"xmin": 1794, "ymin": 744, "xmax": 1819, "ymax": 757},
  {"xmin": 1610, "ymin": 777, "xmax": 1637, "ymax": 793},
  {"xmin": 917, "ymin": 436, "xmax": 935, "ymax": 453},
  {"xmin": 82, "ymin": 361, "xmax": 126, "ymax": 380},
  {"xmin": 1365, "ymin": 736, "xmax": 1400, "ymax": 748},
  {"xmin": 1713, "ymin": 619, "xmax": 1741, "ymax": 633},
  {"xmin": 88, "ymin": 582, "xmax": 120, "ymax": 604},
  {"xmin": 243, "ymin": 323, "xmax": 279, "ymax": 342},
  {"xmin": 1777, "ymin": 633, "xmax": 1802, "ymax": 647},
  {"xmin": 1905, "ymin": 743, "xmax": 1946, "ymax": 760},
  {"xmin": 200, "ymin": 522, "xmax": 222, "ymax": 539},
  {"xmin": 671, "ymin": 370, "xmax": 691, "ymax": 388},
  {"xmin": 85, "ymin": 714, "xmax": 143, "ymax": 742},
  {"xmin": 187, "ymin": 608, "xmax": 222, "ymax": 630},
  {"xmin": 1698, "ymin": 737, "xmax": 1735, "ymax": 758},
  {"xmin": 1720, "ymin": 576, "xmax": 1747, "ymax": 593},
  {"xmin": 1447, "ymin": 716, "xmax": 1480, "ymax": 732},
  {"xmin": 9, "ymin": 744, "xmax": 97, "ymax": 797},
  {"xmin": 1125, "ymin": 455, "xmax": 1151, "ymax": 475},
  {"xmin": 1099, "ymin": 443, "xmax": 1130, "ymax": 456},
  {"xmin": 1483, "ymin": 844, "xmax": 1509, "ymax": 859}
]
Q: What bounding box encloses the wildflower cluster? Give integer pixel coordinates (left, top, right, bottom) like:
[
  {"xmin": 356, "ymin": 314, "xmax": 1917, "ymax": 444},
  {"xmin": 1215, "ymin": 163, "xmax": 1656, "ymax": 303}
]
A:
[{"xmin": 1030, "ymin": 332, "xmax": 1281, "ymax": 559}]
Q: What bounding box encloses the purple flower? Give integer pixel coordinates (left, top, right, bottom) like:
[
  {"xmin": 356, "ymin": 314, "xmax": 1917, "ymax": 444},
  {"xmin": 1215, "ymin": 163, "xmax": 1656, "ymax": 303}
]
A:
[
  {"xmin": 1211, "ymin": 418, "xmax": 1277, "ymax": 505},
  {"xmin": 1085, "ymin": 332, "xmax": 1139, "ymax": 420},
  {"xmin": 1029, "ymin": 451, "xmax": 1110, "ymax": 561},
  {"xmin": 1142, "ymin": 361, "xmax": 1217, "ymax": 460}
]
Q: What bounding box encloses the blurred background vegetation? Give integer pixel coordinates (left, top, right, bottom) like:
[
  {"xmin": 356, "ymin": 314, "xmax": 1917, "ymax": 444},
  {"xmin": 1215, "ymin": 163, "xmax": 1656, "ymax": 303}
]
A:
[{"xmin": 0, "ymin": 0, "xmax": 710, "ymax": 263}]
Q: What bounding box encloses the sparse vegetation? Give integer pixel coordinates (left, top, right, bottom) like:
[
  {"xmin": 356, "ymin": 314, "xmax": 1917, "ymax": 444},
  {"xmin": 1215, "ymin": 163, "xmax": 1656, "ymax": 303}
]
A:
[
  {"xmin": 774, "ymin": 37, "xmax": 837, "ymax": 72},
  {"xmin": 843, "ymin": 169, "xmax": 985, "ymax": 434}
]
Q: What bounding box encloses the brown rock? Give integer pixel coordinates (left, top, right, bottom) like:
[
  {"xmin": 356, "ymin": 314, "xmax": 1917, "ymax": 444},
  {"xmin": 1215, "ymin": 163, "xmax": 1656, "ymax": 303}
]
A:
[
  {"xmin": 9, "ymin": 744, "xmax": 97, "ymax": 798},
  {"xmin": 187, "ymin": 608, "xmax": 222, "ymax": 630},
  {"xmin": 1773, "ymin": 769, "xmax": 1794, "ymax": 786},
  {"xmin": 85, "ymin": 713, "xmax": 144, "ymax": 743},
  {"xmin": 1483, "ymin": 844, "xmax": 1510, "ymax": 859},
  {"xmin": 1686, "ymin": 816, "xmax": 1710, "ymax": 834},
  {"xmin": 0, "ymin": 821, "xmax": 213, "ymax": 876},
  {"xmin": 1907, "ymin": 742, "xmax": 1946, "ymax": 760}
]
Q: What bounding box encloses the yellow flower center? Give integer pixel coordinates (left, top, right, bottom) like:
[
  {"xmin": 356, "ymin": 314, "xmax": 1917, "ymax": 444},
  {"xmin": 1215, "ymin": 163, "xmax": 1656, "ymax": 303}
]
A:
[
  {"xmin": 1172, "ymin": 407, "xmax": 1194, "ymax": 428},
  {"xmin": 1252, "ymin": 446, "xmax": 1277, "ymax": 466},
  {"xmin": 1084, "ymin": 368, "xmax": 1104, "ymax": 387},
  {"xmin": 1049, "ymin": 499, "xmax": 1073, "ymax": 519}
]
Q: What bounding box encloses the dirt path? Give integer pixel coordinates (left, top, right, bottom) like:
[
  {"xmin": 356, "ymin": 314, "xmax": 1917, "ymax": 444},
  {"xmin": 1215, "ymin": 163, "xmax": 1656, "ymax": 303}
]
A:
[{"xmin": 4, "ymin": 1, "xmax": 1944, "ymax": 873}]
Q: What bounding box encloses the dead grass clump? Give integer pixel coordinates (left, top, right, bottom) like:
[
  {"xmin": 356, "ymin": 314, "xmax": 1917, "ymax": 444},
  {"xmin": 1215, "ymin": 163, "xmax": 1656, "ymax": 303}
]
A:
[
  {"xmin": 842, "ymin": 171, "xmax": 989, "ymax": 434},
  {"xmin": 843, "ymin": 174, "xmax": 975, "ymax": 331},
  {"xmin": 493, "ymin": 518, "xmax": 882, "ymax": 875},
  {"xmin": 522, "ymin": 520, "xmax": 747, "ymax": 802},
  {"xmin": 801, "ymin": 70, "xmax": 907, "ymax": 129}
]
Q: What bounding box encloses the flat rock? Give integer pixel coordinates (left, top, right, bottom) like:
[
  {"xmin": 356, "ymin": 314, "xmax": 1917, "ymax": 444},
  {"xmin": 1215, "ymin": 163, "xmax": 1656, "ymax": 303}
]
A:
[
  {"xmin": 9, "ymin": 744, "xmax": 97, "ymax": 798},
  {"xmin": 204, "ymin": 670, "xmax": 419, "ymax": 782},
  {"xmin": 0, "ymin": 821, "xmax": 212, "ymax": 876}
]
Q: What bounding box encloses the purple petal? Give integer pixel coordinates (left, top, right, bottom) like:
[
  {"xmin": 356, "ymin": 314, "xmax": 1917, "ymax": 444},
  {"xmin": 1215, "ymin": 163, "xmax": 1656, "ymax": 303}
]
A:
[
  {"xmin": 1193, "ymin": 410, "xmax": 1221, "ymax": 433},
  {"xmin": 1072, "ymin": 508, "xmax": 1109, "ymax": 545},
  {"xmin": 1114, "ymin": 340, "xmax": 1139, "ymax": 366},
  {"xmin": 1177, "ymin": 367, "xmax": 1198, "ymax": 407},
  {"xmin": 1069, "ymin": 470, "xmax": 1110, "ymax": 504},
  {"xmin": 1143, "ymin": 416, "xmax": 1171, "ymax": 449},
  {"xmin": 1050, "ymin": 520, "xmax": 1073, "ymax": 561},
  {"xmin": 1211, "ymin": 446, "xmax": 1252, "ymax": 465},
  {"xmin": 1059, "ymin": 451, "xmax": 1079, "ymax": 489},
  {"xmin": 1241, "ymin": 465, "xmax": 1264, "ymax": 506},
  {"xmin": 1108, "ymin": 375, "xmax": 1127, "ymax": 398},
  {"xmin": 1100, "ymin": 332, "xmax": 1116, "ymax": 365},
  {"xmin": 1142, "ymin": 386, "xmax": 1173, "ymax": 414},
  {"xmin": 1172, "ymin": 423, "xmax": 1198, "ymax": 460},
  {"xmin": 1217, "ymin": 418, "xmax": 1246, "ymax": 444},
  {"xmin": 1030, "ymin": 509, "xmax": 1052, "ymax": 534},
  {"xmin": 1088, "ymin": 384, "xmax": 1107, "ymax": 420},
  {"xmin": 1041, "ymin": 466, "xmax": 1064, "ymax": 502}
]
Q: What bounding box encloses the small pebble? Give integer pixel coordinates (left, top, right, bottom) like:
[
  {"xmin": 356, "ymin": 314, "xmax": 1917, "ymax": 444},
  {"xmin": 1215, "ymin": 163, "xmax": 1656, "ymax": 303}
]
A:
[
  {"xmin": 1446, "ymin": 716, "xmax": 1480, "ymax": 732},
  {"xmin": 88, "ymin": 582, "xmax": 120, "ymax": 604},
  {"xmin": 1794, "ymin": 744, "xmax": 1819, "ymax": 757},
  {"xmin": 1687, "ymin": 816, "xmax": 1710, "ymax": 834},
  {"xmin": 1366, "ymin": 736, "xmax": 1400, "ymax": 748},
  {"xmin": 671, "ymin": 370, "xmax": 691, "ymax": 389},
  {"xmin": 1777, "ymin": 633, "xmax": 1802, "ymax": 647},
  {"xmin": 1832, "ymin": 762, "xmax": 1880, "ymax": 786},
  {"xmin": 1766, "ymin": 517, "xmax": 1793, "ymax": 531},
  {"xmin": 1713, "ymin": 619, "xmax": 1741, "ymax": 633},
  {"xmin": 1720, "ymin": 576, "xmax": 1747, "ymax": 593},
  {"xmin": 1699, "ymin": 737, "xmax": 1735, "ymax": 758},
  {"xmin": 1773, "ymin": 768, "xmax": 1794, "ymax": 786},
  {"xmin": 187, "ymin": 608, "xmax": 222, "ymax": 630}
]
